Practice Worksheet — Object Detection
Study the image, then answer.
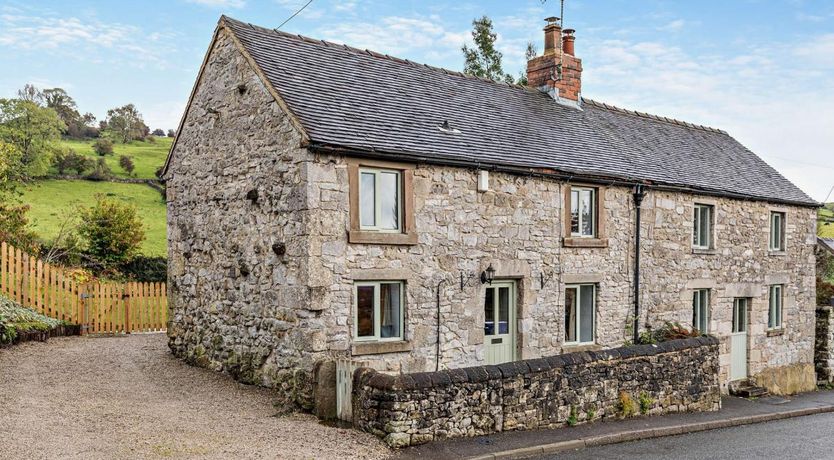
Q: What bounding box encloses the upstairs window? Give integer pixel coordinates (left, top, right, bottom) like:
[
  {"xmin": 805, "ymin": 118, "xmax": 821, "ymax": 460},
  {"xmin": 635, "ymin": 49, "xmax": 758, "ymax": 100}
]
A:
[
  {"xmin": 570, "ymin": 187, "xmax": 596, "ymax": 237},
  {"xmin": 359, "ymin": 168, "xmax": 402, "ymax": 232},
  {"xmin": 692, "ymin": 289, "xmax": 710, "ymax": 333},
  {"xmin": 354, "ymin": 281, "xmax": 404, "ymax": 342},
  {"xmin": 693, "ymin": 204, "xmax": 714, "ymax": 249},
  {"xmin": 768, "ymin": 285, "xmax": 783, "ymax": 330},
  {"xmin": 770, "ymin": 212, "xmax": 786, "ymax": 251}
]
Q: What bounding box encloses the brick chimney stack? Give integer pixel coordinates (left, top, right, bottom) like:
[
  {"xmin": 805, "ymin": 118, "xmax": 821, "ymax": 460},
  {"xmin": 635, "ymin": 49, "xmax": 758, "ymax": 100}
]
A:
[{"xmin": 526, "ymin": 17, "xmax": 583, "ymax": 104}]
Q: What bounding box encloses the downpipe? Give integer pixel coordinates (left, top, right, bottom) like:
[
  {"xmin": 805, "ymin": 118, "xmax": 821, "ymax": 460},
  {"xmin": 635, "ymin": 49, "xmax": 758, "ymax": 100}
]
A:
[{"xmin": 633, "ymin": 185, "xmax": 645, "ymax": 344}]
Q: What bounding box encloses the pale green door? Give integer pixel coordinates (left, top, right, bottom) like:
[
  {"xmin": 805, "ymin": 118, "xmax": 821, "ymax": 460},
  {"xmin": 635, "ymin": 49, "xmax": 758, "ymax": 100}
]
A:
[{"xmin": 484, "ymin": 281, "xmax": 516, "ymax": 365}]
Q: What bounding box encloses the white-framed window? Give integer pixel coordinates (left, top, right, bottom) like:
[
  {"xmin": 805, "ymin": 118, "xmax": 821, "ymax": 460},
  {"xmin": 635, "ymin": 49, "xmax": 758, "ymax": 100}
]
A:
[
  {"xmin": 693, "ymin": 204, "xmax": 714, "ymax": 249},
  {"xmin": 768, "ymin": 285, "xmax": 783, "ymax": 330},
  {"xmin": 732, "ymin": 298, "xmax": 748, "ymax": 333},
  {"xmin": 570, "ymin": 187, "xmax": 596, "ymax": 237},
  {"xmin": 692, "ymin": 289, "xmax": 710, "ymax": 333},
  {"xmin": 354, "ymin": 281, "xmax": 404, "ymax": 342},
  {"xmin": 359, "ymin": 168, "xmax": 402, "ymax": 232},
  {"xmin": 770, "ymin": 212, "xmax": 786, "ymax": 251},
  {"xmin": 565, "ymin": 284, "xmax": 595, "ymax": 344}
]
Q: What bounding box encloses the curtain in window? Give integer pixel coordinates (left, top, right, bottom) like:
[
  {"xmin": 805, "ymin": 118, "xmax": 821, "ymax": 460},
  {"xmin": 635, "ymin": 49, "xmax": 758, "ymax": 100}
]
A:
[
  {"xmin": 579, "ymin": 285, "xmax": 594, "ymax": 343},
  {"xmin": 565, "ymin": 288, "xmax": 577, "ymax": 342},
  {"xmin": 380, "ymin": 283, "xmax": 401, "ymax": 338},
  {"xmin": 360, "ymin": 173, "xmax": 375, "ymax": 226},
  {"xmin": 356, "ymin": 285, "xmax": 375, "ymax": 337}
]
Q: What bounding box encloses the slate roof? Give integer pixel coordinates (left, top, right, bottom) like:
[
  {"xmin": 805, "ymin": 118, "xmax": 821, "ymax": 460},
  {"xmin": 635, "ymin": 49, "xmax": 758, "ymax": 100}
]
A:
[{"xmin": 221, "ymin": 16, "xmax": 817, "ymax": 207}]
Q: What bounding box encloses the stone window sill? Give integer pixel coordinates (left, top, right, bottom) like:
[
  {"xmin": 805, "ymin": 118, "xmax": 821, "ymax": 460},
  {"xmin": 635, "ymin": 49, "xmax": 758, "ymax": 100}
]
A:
[
  {"xmin": 767, "ymin": 328, "xmax": 785, "ymax": 337},
  {"xmin": 563, "ymin": 237, "xmax": 608, "ymax": 248},
  {"xmin": 562, "ymin": 343, "xmax": 602, "ymax": 353},
  {"xmin": 768, "ymin": 250, "xmax": 787, "ymax": 257},
  {"xmin": 692, "ymin": 248, "xmax": 717, "ymax": 255},
  {"xmin": 348, "ymin": 230, "xmax": 418, "ymax": 246},
  {"xmin": 351, "ymin": 340, "xmax": 412, "ymax": 356}
]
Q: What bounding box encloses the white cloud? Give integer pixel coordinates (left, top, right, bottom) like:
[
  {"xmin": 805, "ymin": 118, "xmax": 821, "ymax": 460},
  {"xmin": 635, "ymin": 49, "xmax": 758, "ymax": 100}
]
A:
[
  {"xmin": 317, "ymin": 15, "xmax": 468, "ymax": 60},
  {"xmin": 186, "ymin": 0, "xmax": 246, "ymax": 8},
  {"xmin": 0, "ymin": 13, "xmax": 175, "ymax": 67},
  {"xmin": 657, "ymin": 19, "xmax": 686, "ymax": 32},
  {"xmin": 579, "ymin": 32, "xmax": 834, "ymax": 201}
]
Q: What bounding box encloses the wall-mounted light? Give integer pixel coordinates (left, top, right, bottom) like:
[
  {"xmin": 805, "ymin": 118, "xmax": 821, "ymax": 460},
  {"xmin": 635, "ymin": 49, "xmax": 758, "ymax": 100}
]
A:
[{"xmin": 480, "ymin": 264, "xmax": 496, "ymax": 285}]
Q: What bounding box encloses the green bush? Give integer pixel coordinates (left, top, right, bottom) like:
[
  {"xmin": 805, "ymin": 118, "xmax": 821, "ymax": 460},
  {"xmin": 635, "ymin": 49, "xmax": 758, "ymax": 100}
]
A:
[
  {"xmin": 53, "ymin": 148, "xmax": 94, "ymax": 175},
  {"xmin": 119, "ymin": 155, "xmax": 135, "ymax": 176},
  {"xmin": 85, "ymin": 158, "xmax": 113, "ymax": 181},
  {"xmin": 92, "ymin": 138, "xmax": 113, "ymax": 156},
  {"xmin": 78, "ymin": 196, "xmax": 145, "ymax": 266}
]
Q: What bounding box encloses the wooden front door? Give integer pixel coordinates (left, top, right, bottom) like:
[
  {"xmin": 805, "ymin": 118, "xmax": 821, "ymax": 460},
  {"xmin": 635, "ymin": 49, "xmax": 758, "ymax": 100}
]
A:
[{"xmin": 484, "ymin": 281, "xmax": 516, "ymax": 365}]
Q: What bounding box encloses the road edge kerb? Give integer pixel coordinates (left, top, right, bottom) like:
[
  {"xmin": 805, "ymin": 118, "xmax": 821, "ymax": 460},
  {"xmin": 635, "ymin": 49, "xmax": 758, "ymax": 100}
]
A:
[{"xmin": 463, "ymin": 404, "xmax": 834, "ymax": 460}]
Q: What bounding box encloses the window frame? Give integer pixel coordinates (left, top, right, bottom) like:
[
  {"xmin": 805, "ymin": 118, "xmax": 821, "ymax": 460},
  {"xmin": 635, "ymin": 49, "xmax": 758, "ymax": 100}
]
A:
[
  {"xmin": 732, "ymin": 298, "xmax": 749, "ymax": 333},
  {"xmin": 768, "ymin": 284, "xmax": 783, "ymax": 330},
  {"xmin": 692, "ymin": 289, "xmax": 710, "ymax": 334},
  {"xmin": 769, "ymin": 211, "xmax": 786, "ymax": 252},
  {"xmin": 353, "ymin": 281, "xmax": 405, "ymax": 343},
  {"xmin": 692, "ymin": 204, "xmax": 714, "ymax": 250},
  {"xmin": 564, "ymin": 283, "xmax": 596, "ymax": 345},
  {"xmin": 358, "ymin": 167, "xmax": 403, "ymax": 233},
  {"xmin": 570, "ymin": 187, "xmax": 596, "ymax": 238},
  {"xmin": 347, "ymin": 159, "xmax": 417, "ymax": 245}
]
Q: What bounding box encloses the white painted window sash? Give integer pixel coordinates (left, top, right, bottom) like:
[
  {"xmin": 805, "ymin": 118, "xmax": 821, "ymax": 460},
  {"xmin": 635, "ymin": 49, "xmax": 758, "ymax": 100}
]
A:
[
  {"xmin": 768, "ymin": 285, "xmax": 783, "ymax": 329},
  {"xmin": 570, "ymin": 187, "xmax": 596, "ymax": 238},
  {"xmin": 353, "ymin": 281, "xmax": 404, "ymax": 342},
  {"xmin": 358, "ymin": 168, "xmax": 402, "ymax": 233},
  {"xmin": 693, "ymin": 204, "xmax": 713, "ymax": 249},
  {"xmin": 770, "ymin": 212, "xmax": 785, "ymax": 251},
  {"xmin": 565, "ymin": 284, "xmax": 595, "ymax": 345},
  {"xmin": 692, "ymin": 289, "xmax": 710, "ymax": 333}
]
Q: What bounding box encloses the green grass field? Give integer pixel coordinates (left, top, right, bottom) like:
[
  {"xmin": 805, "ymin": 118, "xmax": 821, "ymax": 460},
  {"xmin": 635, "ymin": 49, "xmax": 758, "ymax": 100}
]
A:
[
  {"xmin": 821, "ymin": 204, "xmax": 834, "ymax": 238},
  {"xmin": 56, "ymin": 137, "xmax": 172, "ymax": 180},
  {"xmin": 20, "ymin": 180, "xmax": 167, "ymax": 257}
]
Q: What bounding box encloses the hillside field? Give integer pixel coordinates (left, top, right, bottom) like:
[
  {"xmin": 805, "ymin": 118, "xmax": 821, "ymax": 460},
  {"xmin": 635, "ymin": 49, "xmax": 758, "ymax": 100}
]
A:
[
  {"xmin": 20, "ymin": 180, "xmax": 167, "ymax": 257},
  {"xmin": 821, "ymin": 205, "xmax": 834, "ymax": 238},
  {"xmin": 57, "ymin": 137, "xmax": 172, "ymax": 180}
]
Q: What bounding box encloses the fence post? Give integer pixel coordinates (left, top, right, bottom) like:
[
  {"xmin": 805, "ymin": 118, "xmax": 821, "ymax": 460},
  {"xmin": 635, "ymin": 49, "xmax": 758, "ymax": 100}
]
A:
[
  {"xmin": 124, "ymin": 286, "xmax": 131, "ymax": 334},
  {"xmin": 80, "ymin": 285, "xmax": 89, "ymax": 336}
]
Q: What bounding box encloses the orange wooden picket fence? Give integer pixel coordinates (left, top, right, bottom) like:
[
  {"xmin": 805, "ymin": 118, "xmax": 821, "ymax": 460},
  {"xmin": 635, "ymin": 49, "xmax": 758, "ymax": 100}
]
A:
[{"xmin": 0, "ymin": 241, "xmax": 167, "ymax": 334}]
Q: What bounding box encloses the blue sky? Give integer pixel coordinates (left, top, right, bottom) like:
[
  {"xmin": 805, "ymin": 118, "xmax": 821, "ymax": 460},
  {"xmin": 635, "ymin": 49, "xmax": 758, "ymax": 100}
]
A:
[{"xmin": 2, "ymin": 0, "xmax": 833, "ymax": 200}]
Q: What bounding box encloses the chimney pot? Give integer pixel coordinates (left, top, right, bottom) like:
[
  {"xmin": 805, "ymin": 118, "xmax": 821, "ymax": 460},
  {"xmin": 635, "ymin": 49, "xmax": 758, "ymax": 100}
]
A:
[
  {"xmin": 542, "ymin": 17, "xmax": 562, "ymax": 55},
  {"xmin": 562, "ymin": 29, "xmax": 575, "ymax": 56}
]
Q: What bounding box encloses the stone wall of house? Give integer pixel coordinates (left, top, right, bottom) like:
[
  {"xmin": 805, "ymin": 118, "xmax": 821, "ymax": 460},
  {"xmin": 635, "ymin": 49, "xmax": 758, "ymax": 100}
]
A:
[
  {"xmin": 308, "ymin": 152, "xmax": 817, "ymax": 395},
  {"xmin": 816, "ymin": 306, "xmax": 834, "ymax": 385},
  {"xmin": 353, "ymin": 337, "xmax": 721, "ymax": 447},
  {"xmin": 165, "ymin": 28, "xmax": 818, "ymax": 410},
  {"xmin": 640, "ymin": 191, "xmax": 818, "ymax": 394},
  {"xmin": 165, "ymin": 28, "xmax": 324, "ymax": 409}
]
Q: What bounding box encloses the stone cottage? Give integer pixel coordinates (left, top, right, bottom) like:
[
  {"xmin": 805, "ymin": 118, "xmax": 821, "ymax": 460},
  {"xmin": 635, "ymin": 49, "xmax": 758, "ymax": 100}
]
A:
[{"xmin": 163, "ymin": 15, "xmax": 819, "ymax": 410}]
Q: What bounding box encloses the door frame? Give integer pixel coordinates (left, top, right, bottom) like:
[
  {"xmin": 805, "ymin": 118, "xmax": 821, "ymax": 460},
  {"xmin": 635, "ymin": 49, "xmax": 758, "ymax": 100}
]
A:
[
  {"xmin": 730, "ymin": 297, "xmax": 750, "ymax": 381},
  {"xmin": 483, "ymin": 280, "xmax": 518, "ymax": 364}
]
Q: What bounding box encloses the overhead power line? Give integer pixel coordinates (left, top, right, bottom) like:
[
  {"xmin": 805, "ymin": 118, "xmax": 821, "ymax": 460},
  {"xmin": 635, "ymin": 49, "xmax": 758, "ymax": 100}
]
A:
[{"xmin": 276, "ymin": 0, "xmax": 314, "ymax": 30}]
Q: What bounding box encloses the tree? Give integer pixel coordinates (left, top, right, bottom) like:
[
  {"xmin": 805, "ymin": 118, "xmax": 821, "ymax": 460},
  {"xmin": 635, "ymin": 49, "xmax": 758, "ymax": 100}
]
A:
[
  {"xmin": 105, "ymin": 104, "xmax": 148, "ymax": 143},
  {"xmin": 167, "ymin": 129, "xmax": 176, "ymax": 138},
  {"xmin": 0, "ymin": 98, "xmax": 65, "ymax": 177},
  {"xmin": 462, "ymin": 16, "xmax": 514, "ymax": 83},
  {"xmin": 119, "ymin": 155, "xmax": 135, "ymax": 176},
  {"xmin": 0, "ymin": 141, "xmax": 37, "ymax": 252},
  {"xmin": 516, "ymin": 42, "xmax": 538, "ymax": 86},
  {"xmin": 16, "ymin": 84, "xmax": 43, "ymax": 104},
  {"xmin": 92, "ymin": 138, "xmax": 114, "ymax": 156},
  {"xmin": 53, "ymin": 148, "xmax": 94, "ymax": 175},
  {"xmin": 78, "ymin": 196, "xmax": 145, "ymax": 265},
  {"xmin": 152, "ymin": 128, "xmax": 165, "ymax": 136}
]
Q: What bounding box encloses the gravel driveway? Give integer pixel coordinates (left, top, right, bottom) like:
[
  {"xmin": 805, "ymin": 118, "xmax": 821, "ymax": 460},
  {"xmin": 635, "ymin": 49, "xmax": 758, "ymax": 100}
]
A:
[{"xmin": 0, "ymin": 334, "xmax": 389, "ymax": 460}]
